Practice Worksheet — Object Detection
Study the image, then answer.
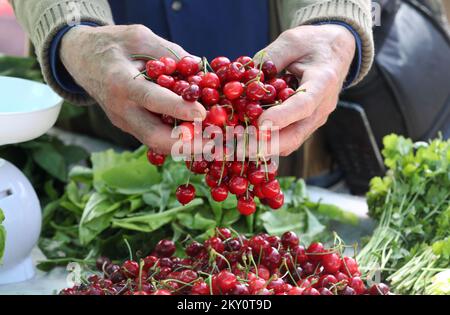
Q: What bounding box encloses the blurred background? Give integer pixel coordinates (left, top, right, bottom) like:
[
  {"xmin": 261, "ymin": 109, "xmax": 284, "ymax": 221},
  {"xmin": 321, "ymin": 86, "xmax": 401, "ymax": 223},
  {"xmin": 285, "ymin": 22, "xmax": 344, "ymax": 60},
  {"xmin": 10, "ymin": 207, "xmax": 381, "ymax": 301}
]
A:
[{"xmin": 0, "ymin": 0, "xmax": 27, "ymax": 56}]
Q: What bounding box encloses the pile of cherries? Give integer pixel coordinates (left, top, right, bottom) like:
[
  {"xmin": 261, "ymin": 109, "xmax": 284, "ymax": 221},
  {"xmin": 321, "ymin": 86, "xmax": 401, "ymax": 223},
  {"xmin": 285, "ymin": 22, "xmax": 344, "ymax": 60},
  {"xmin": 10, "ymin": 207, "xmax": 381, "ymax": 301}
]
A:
[
  {"xmin": 143, "ymin": 53, "xmax": 301, "ymax": 215},
  {"xmin": 60, "ymin": 228, "xmax": 390, "ymax": 295}
]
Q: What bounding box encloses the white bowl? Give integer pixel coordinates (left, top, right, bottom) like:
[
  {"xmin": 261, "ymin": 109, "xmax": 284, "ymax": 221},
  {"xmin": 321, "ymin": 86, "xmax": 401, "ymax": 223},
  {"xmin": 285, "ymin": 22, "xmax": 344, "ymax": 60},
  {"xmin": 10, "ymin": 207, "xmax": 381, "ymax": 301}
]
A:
[
  {"xmin": 0, "ymin": 159, "xmax": 42, "ymax": 285},
  {"xmin": 0, "ymin": 76, "xmax": 63, "ymax": 145}
]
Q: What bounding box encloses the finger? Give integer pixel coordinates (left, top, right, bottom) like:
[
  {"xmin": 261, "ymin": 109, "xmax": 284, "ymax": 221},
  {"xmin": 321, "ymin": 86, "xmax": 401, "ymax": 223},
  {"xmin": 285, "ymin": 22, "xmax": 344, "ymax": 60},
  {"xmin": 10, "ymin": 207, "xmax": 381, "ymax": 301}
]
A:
[
  {"xmin": 125, "ymin": 105, "xmax": 179, "ymax": 154},
  {"xmin": 126, "ymin": 25, "xmax": 201, "ymax": 62},
  {"xmin": 278, "ymin": 110, "xmax": 327, "ymax": 156},
  {"xmin": 253, "ymin": 28, "xmax": 306, "ymax": 72},
  {"xmin": 258, "ymin": 67, "xmax": 329, "ymax": 129},
  {"xmin": 128, "ymin": 76, "xmax": 207, "ymax": 121}
]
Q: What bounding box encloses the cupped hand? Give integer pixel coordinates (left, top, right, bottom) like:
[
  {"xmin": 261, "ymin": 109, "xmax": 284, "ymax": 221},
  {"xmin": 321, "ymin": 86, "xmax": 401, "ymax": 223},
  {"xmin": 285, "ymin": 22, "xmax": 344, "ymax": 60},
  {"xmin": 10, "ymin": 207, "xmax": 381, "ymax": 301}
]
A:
[
  {"xmin": 257, "ymin": 25, "xmax": 356, "ymax": 156},
  {"xmin": 60, "ymin": 24, "xmax": 206, "ymax": 154}
]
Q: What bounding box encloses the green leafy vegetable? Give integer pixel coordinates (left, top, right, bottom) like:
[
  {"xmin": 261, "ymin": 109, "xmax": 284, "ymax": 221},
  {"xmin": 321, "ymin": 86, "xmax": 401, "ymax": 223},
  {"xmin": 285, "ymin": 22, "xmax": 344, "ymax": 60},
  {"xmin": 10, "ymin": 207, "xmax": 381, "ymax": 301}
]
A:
[
  {"xmin": 38, "ymin": 146, "xmax": 357, "ymax": 269},
  {"xmin": 358, "ymin": 134, "xmax": 450, "ymax": 294}
]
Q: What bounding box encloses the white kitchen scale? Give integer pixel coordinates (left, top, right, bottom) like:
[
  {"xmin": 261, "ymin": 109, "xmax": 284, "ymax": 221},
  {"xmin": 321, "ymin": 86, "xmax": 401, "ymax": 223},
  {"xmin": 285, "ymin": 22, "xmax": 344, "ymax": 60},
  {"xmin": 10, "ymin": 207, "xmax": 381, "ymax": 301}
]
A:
[{"xmin": 0, "ymin": 76, "xmax": 63, "ymax": 285}]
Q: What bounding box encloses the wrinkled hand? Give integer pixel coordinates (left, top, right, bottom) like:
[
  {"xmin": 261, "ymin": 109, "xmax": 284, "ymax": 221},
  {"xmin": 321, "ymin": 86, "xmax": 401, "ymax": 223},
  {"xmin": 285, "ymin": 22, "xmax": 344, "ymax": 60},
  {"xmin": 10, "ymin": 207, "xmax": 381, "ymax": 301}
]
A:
[
  {"xmin": 257, "ymin": 25, "xmax": 356, "ymax": 156},
  {"xmin": 60, "ymin": 25, "xmax": 206, "ymax": 154}
]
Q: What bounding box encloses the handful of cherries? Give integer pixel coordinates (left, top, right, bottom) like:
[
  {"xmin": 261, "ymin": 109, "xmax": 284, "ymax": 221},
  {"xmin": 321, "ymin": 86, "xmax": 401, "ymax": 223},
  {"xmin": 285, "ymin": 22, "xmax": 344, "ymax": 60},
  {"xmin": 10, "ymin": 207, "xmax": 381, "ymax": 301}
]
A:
[
  {"xmin": 60, "ymin": 228, "xmax": 390, "ymax": 295},
  {"xmin": 141, "ymin": 52, "xmax": 302, "ymax": 215}
]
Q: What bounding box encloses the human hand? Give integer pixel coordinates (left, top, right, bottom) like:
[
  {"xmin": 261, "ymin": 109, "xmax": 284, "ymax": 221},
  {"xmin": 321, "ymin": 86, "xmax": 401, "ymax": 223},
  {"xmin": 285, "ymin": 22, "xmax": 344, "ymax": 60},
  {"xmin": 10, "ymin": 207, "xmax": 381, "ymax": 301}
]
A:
[
  {"xmin": 257, "ymin": 25, "xmax": 356, "ymax": 156},
  {"xmin": 60, "ymin": 24, "xmax": 206, "ymax": 154}
]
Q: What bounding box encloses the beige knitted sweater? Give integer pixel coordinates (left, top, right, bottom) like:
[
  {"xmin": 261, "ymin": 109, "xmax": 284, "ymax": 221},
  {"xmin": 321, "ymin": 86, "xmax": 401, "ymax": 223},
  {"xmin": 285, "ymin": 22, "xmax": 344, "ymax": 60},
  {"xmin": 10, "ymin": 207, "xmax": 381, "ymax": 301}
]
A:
[{"xmin": 10, "ymin": 0, "xmax": 374, "ymax": 105}]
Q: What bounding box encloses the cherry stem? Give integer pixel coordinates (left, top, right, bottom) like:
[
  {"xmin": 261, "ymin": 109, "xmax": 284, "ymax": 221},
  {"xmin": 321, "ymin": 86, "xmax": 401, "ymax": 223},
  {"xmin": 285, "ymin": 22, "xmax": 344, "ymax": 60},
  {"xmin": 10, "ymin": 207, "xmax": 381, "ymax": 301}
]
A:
[
  {"xmin": 261, "ymin": 101, "xmax": 282, "ymax": 108},
  {"xmin": 218, "ymin": 159, "xmax": 226, "ymax": 186},
  {"xmin": 130, "ymin": 54, "xmax": 157, "ymax": 61},
  {"xmin": 133, "ymin": 70, "xmax": 146, "ymax": 79},
  {"xmin": 165, "ymin": 47, "xmax": 181, "ymax": 60},
  {"xmin": 123, "ymin": 238, "xmax": 133, "ymax": 261},
  {"xmin": 260, "ymin": 154, "xmax": 269, "ymax": 182},
  {"xmin": 186, "ymin": 157, "xmax": 194, "ymax": 187},
  {"xmin": 241, "ymin": 121, "xmax": 249, "ymax": 176},
  {"xmin": 138, "ymin": 260, "xmax": 144, "ymax": 292}
]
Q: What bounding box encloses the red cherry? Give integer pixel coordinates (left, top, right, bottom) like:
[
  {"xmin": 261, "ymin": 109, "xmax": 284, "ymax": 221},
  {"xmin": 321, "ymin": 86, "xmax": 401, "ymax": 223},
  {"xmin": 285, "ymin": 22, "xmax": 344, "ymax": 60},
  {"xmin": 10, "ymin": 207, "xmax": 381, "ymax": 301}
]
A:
[
  {"xmin": 172, "ymin": 80, "xmax": 190, "ymax": 95},
  {"xmin": 267, "ymin": 192, "xmax": 284, "ymax": 209},
  {"xmin": 322, "ymin": 253, "xmax": 342, "ymax": 274},
  {"xmin": 228, "ymin": 176, "xmax": 249, "ymax": 195},
  {"xmin": 121, "ymin": 260, "xmax": 139, "ymax": 278},
  {"xmin": 349, "ymin": 276, "xmax": 366, "ymax": 295},
  {"xmin": 291, "ymin": 245, "xmax": 308, "ymax": 264},
  {"xmin": 261, "ymin": 84, "xmax": 277, "ymax": 104},
  {"xmin": 261, "ymin": 179, "xmax": 280, "ymax": 199},
  {"xmin": 278, "ymin": 88, "xmax": 295, "ymax": 102},
  {"xmin": 182, "ymin": 84, "xmax": 201, "ymax": 102},
  {"xmin": 211, "ymin": 56, "xmax": 231, "ymax": 72},
  {"xmin": 368, "ymin": 283, "xmax": 390, "ymax": 295},
  {"xmin": 216, "ymin": 65, "xmax": 229, "ymax": 83},
  {"xmin": 320, "ymin": 288, "xmax": 334, "ymax": 295},
  {"xmin": 246, "ymin": 81, "xmax": 266, "ymax": 101},
  {"xmin": 288, "ymin": 287, "xmax": 304, "ymax": 295},
  {"xmin": 177, "ymin": 56, "xmax": 200, "ymax": 77},
  {"xmin": 261, "ymin": 60, "xmax": 278, "ymax": 79},
  {"xmin": 205, "ymin": 173, "xmax": 219, "ymax": 188},
  {"xmin": 190, "ymin": 160, "xmax": 210, "ymax": 174},
  {"xmin": 200, "ymin": 72, "xmax": 220, "ymax": 89},
  {"xmin": 201, "ymin": 88, "xmax": 220, "ymax": 106},
  {"xmin": 160, "ymin": 56, "xmax": 177, "ymax": 75},
  {"xmin": 230, "ymin": 161, "xmax": 247, "ymax": 175},
  {"xmin": 268, "ymin": 78, "xmax": 287, "ymax": 92},
  {"xmin": 245, "ymin": 102, "xmax": 263, "ymax": 121},
  {"xmin": 209, "ymin": 161, "xmax": 227, "ymax": 179},
  {"xmin": 216, "ymin": 270, "xmax": 238, "ymax": 293},
  {"xmin": 232, "ymin": 97, "xmax": 248, "ymax": 112},
  {"xmin": 178, "ymin": 122, "xmax": 195, "ymax": 141},
  {"xmin": 247, "ymin": 167, "xmax": 265, "ymax": 185},
  {"xmin": 340, "ymin": 257, "xmax": 360, "ymax": 277},
  {"xmin": 146, "ymin": 60, "xmax": 166, "ymax": 79},
  {"xmin": 242, "ymin": 68, "xmax": 265, "ymax": 84},
  {"xmin": 223, "ymin": 81, "xmax": 244, "ymax": 100},
  {"xmin": 306, "ymin": 242, "xmax": 325, "ymax": 263},
  {"xmin": 157, "ymin": 74, "xmax": 175, "ymax": 89},
  {"xmin": 176, "ymin": 184, "xmax": 196, "ymax": 205},
  {"xmin": 282, "ymin": 73, "xmax": 299, "ymax": 90},
  {"xmin": 191, "ymin": 280, "xmax": 210, "ymax": 295},
  {"xmin": 187, "ymin": 75, "xmax": 203, "ymax": 86},
  {"xmin": 155, "ymin": 239, "xmax": 176, "ymax": 258},
  {"xmin": 252, "ymin": 185, "xmax": 265, "ymax": 199},
  {"xmin": 216, "ymin": 227, "xmax": 232, "ymax": 240},
  {"xmin": 302, "ymin": 287, "xmax": 320, "ymax": 296},
  {"xmin": 235, "ymin": 56, "xmax": 254, "ymax": 68},
  {"xmin": 226, "ymin": 62, "xmax": 245, "ymax": 81},
  {"xmin": 211, "ymin": 184, "xmax": 229, "ymax": 202},
  {"xmin": 205, "ymin": 236, "xmax": 225, "ymax": 253},
  {"xmin": 225, "ymin": 113, "xmax": 239, "ymax": 127},
  {"xmin": 319, "ymin": 274, "xmax": 338, "ymax": 289},
  {"xmin": 207, "ymin": 105, "xmax": 228, "ymax": 126},
  {"xmin": 281, "ymin": 231, "xmax": 299, "ymax": 249},
  {"xmin": 237, "ymin": 196, "xmax": 256, "ymax": 216},
  {"xmin": 147, "ymin": 149, "xmax": 166, "ymax": 166}
]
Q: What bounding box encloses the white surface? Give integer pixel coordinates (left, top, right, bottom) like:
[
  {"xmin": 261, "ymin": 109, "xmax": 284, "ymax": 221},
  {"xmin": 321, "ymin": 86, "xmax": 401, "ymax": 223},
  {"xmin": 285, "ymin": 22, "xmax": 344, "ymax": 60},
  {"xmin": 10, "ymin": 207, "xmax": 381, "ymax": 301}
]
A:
[
  {"xmin": 0, "ymin": 76, "xmax": 63, "ymax": 145},
  {"xmin": 0, "ymin": 159, "xmax": 42, "ymax": 285},
  {"xmin": 0, "ymin": 248, "xmax": 67, "ymax": 295}
]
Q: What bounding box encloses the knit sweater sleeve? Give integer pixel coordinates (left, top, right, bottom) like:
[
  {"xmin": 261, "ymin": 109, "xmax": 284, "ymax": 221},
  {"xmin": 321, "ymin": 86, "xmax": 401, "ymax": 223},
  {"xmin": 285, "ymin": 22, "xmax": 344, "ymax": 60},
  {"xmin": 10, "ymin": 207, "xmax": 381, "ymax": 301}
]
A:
[
  {"xmin": 280, "ymin": 0, "xmax": 374, "ymax": 86},
  {"xmin": 10, "ymin": 0, "xmax": 114, "ymax": 105}
]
